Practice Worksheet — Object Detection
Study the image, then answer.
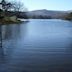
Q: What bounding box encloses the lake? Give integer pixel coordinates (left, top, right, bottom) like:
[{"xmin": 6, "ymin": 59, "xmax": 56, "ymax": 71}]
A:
[{"xmin": 0, "ymin": 19, "xmax": 72, "ymax": 72}]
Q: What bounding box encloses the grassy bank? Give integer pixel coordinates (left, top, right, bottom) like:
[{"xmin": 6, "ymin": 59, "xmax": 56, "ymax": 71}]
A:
[{"xmin": 0, "ymin": 19, "xmax": 23, "ymax": 25}]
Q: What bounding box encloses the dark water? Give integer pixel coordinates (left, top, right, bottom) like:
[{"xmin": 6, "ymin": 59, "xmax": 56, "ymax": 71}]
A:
[{"xmin": 0, "ymin": 19, "xmax": 72, "ymax": 72}]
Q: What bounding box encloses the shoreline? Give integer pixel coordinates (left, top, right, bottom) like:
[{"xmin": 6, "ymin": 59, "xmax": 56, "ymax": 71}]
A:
[{"xmin": 0, "ymin": 20, "xmax": 24, "ymax": 25}]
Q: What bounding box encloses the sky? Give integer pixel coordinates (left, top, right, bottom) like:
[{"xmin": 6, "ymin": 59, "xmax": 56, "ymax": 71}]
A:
[{"xmin": 9, "ymin": 0, "xmax": 72, "ymax": 11}]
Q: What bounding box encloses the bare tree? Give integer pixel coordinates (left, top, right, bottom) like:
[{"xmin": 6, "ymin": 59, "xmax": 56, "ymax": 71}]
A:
[
  {"xmin": 12, "ymin": 1, "xmax": 27, "ymax": 12},
  {"xmin": 0, "ymin": 0, "xmax": 12, "ymax": 11}
]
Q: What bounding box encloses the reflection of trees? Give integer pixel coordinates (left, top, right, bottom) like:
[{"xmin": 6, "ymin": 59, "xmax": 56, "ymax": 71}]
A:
[
  {"xmin": 0, "ymin": 21, "xmax": 28, "ymax": 68},
  {"xmin": 2, "ymin": 24, "xmax": 21, "ymax": 57},
  {"xmin": 0, "ymin": 47, "xmax": 5, "ymax": 64},
  {"xmin": 0, "ymin": 26, "xmax": 6, "ymax": 64},
  {"xmin": 2, "ymin": 22, "xmax": 28, "ymax": 57},
  {"xmin": 2, "ymin": 22, "xmax": 28, "ymax": 40},
  {"xmin": 2, "ymin": 25, "xmax": 12, "ymax": 40},
  {"xmin": 2, "ymin": 24, "xmax": 21, "ymax": 40},
  {"xmin": 0, "ymin": 22, "xmax": 28, "ymax": 63},
  {"xmin": 0, "ymin": 25, "xmax": 2, "ymax": 48}
]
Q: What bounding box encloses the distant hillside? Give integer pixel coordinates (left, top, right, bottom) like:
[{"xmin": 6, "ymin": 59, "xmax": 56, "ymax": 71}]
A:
[
  {"xmin": 26, "ymin": 9, "xmax": 69, "ymax": 19},
  {"xmin": 9, "ymin": 9, "xmax": 70, "ymax": 19}
]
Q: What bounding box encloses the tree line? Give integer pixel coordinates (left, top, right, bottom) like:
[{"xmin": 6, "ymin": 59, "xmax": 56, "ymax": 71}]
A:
[
  {"xmin": 65, "ymin": 12, "xmax": 72, "ymax": 20},
  {"xmin": 0, "ymin": 0, "xmax": 28, "ymax": 19}
]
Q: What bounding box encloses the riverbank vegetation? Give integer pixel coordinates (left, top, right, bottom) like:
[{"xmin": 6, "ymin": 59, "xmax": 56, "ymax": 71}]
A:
[
  {"xmin": 0, "ymin": 0, "xmax": 28, "ymax": 24},
  {"xmin": 64, "ymin": 12, "xmax": 72, "ymax": 21},
  {"xmin": 0, "ymin": 0, "xmax": 72, "ymax": 23}
]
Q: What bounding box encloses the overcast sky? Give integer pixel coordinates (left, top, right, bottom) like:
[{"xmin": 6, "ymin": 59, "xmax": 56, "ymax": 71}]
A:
[{"xmin": 8, "ymin": 0, "xmax": 72, "ymax": 11}]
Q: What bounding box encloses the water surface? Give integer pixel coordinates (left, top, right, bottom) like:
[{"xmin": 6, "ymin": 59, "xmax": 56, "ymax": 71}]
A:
[{"xmin": 0, "ymin": 19, "xmax": 72, "ymax": 72}]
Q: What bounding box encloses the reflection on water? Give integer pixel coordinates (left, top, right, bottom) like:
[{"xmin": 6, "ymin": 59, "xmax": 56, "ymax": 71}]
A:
[
  {"xmin": 0, "ymin": 21, "xmax": 28, "ymax": 72},
  {"xmin": 2, "ymin": 24, "xmax": 21, "ymax": 40},
  {"xmin": 2, "ymin": 22, "xmax": 28, "ymax": 56},
  {"xmin": 0, "ymin": 19, "xmax": 72, "ymax": 72}
]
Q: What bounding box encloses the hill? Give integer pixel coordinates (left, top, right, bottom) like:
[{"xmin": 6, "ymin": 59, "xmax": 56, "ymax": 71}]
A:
[{"xmin": 26, "ymin": 9, "xmax": 68, "ymax": 19}]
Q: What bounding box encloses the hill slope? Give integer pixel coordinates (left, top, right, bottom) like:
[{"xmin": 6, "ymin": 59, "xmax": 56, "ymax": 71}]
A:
[{"xmin": 26, "ymin": 9, "xmax": 68, "ymax": 19}]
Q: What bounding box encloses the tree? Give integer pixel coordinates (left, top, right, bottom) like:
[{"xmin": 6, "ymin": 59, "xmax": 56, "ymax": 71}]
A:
[
  {"xmin": 10, "ymin": 1, "xmax": 28, "ymax": 18},
  {"xmin": 0, "ymin": 0, "xmax": 27, "ymax": 12},
  {"xmin": 0, "ymin": 0, "xmax": 28, "ymax": 19},
  {"xmin": 65, "ymin": 12, "xmax": 72, "ymax": 20},
  {"xmin": 0, "ymin": 0, "xmax": 12, "ymax": 11},
  {"xmin": 12, "ymin": 1, "xmax": 27, "ymax": 12}
]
